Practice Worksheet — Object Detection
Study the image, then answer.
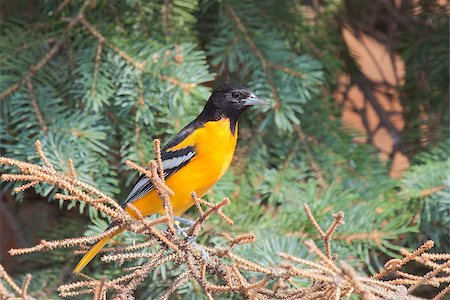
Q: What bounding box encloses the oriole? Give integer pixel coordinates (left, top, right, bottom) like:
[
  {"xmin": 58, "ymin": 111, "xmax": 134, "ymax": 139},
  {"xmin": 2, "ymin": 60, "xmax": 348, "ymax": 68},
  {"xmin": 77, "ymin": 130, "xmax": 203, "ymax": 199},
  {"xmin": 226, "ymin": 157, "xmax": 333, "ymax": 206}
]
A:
[{"xmin": 74, "ymin": 83, "xmax": 267, "ymax": 273}]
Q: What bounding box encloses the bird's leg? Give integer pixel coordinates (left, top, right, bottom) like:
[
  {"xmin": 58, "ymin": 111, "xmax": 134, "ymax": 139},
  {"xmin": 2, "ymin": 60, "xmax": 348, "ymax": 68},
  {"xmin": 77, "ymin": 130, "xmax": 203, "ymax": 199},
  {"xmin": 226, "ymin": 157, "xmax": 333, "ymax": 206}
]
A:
[
  {"xmin": 173, "ymin": 216, "xmax": 194, "ymax": 235},
  {"xmin": 188, "ymin": 236, "xmax": 210, "ymax": 260},
  {"xmin": 173, "ymin": 216, "xmax": 195, "ymax": 226},
  {"xmin": 174, "ymin": 222, "xmax": 189, "ymax": 236},
  {"xmin": 172, "ymin": 217, "xmax": 209, "ymax": 260}
]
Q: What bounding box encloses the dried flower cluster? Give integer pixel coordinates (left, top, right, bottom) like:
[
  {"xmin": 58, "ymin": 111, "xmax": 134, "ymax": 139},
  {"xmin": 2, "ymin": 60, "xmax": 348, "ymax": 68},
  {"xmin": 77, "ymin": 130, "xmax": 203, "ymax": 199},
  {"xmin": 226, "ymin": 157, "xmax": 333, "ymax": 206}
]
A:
[{"xmin": 0, "ymin": 140, "xmax": 449, "ymax": 299}]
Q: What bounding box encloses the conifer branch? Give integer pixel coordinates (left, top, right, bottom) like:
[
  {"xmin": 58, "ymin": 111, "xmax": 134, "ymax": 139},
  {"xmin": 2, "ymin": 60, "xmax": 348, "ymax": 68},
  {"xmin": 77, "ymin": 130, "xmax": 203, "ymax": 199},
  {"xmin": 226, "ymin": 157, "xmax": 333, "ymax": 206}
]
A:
[
  {"xmin": 25, "ymin": 77, "xmax": 48, "ymax": 133},
  {"xmin": 419, "ymin": 185, "xmax": 446, "ymax": 197},
  {"xmin": 160, "ymin": 75, "xmax": 197, "ymax": 94},
  {"xmin": 90, "ymin": 39, "xmax": 104, "ymax": 97},
  {"xmin": 295, "ymin": 125, "xmax": 327, "ymax": 188},
  {"xmin": 0, "ymin": 265, "xmax": 36, "ymax": 300},
  {"xmin": 54, "ymin": 0, "xmax": 72, "ymax": 15},
  {"xmin": 79, "ymin": 15, "xmax": 196, "ymax": 93},
  {"xmin": 79, "ymin": 17, "xmax": 147, "ymax": 71},
  {"xmin": 0, "ymin": 1, "xmax": 89, "ymax": 102},
  {"xmin": 226, "ymin": 4, "xmax": 309, "ymax": 112},
  {"xmin": 225, "ymin": 5, "xmax": 281, "ymax": 109},
  {"xmin": 1, "ymin": 142, "xmax": 449, "ymax": 299},
  {"xmin": 0, "ymin": 82, "xmax": 21, "ymax": 101}
]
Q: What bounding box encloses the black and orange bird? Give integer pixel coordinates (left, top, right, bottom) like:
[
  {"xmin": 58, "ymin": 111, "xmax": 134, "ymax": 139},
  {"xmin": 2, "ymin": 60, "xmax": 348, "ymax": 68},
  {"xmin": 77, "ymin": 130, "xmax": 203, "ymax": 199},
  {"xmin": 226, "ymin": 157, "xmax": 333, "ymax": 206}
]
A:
[{"xmin": 74, "ymin": 83, "xmax": 268, "ymax": 273}]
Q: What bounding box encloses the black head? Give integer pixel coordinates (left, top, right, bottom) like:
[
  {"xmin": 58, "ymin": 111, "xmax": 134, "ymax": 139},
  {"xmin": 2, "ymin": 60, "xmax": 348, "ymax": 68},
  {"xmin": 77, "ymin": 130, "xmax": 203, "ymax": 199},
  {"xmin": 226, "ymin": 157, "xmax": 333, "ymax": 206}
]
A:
[{"xmin": 202, "ymin": 83, "xmax": 268, "ymax": 121}]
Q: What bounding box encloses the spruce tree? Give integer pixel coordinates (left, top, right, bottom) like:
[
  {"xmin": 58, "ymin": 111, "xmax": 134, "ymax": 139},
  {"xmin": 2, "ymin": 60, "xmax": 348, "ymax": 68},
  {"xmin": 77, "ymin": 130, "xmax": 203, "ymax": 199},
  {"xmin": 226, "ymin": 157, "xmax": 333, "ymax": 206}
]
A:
[{"xmin": 0, "ymin": 0, "xmax": 448, "ymax": 298}]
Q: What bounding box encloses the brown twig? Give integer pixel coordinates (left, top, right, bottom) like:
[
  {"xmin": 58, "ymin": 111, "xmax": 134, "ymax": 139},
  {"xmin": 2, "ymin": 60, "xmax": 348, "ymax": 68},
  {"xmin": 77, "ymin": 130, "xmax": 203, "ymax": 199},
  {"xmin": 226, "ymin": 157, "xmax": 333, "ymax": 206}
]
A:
[
  {"xmin": 1, "ymin": 140, "xmax": 449, "ymax": 299},
  {"xmin": 79, "ymin": 17, "xmax": 147, "ymax": 71},
  {"xmin": 91, "ymin": 39, "xmax": 104, "ymax": 97},
  {"xmin": 324, "ymin": 212, "xmax": 345, "ymax": 258},
  {"xmin": 26, "ymin": 77, "xmax": 48, "ymax": 133}
]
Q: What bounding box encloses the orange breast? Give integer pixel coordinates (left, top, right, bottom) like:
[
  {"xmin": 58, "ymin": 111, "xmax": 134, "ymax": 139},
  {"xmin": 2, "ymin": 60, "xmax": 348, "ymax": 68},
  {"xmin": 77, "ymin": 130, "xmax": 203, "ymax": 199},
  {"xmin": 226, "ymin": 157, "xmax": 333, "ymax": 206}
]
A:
[{"xmin": 127, "ymin": 118, "xmax": 238, "ymax": 216}]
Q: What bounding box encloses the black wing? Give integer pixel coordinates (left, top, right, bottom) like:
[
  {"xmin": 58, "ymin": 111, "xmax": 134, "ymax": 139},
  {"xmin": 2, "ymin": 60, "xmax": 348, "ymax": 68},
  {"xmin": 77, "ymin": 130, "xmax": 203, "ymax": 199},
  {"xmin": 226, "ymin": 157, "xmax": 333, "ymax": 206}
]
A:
[
  {"xmin": 121, "ymin": 118, "xmax": 204, "ymax": 207},
  {"xmin": 121, "ymin": 145, "xmax": 196, "ymax": 207}
]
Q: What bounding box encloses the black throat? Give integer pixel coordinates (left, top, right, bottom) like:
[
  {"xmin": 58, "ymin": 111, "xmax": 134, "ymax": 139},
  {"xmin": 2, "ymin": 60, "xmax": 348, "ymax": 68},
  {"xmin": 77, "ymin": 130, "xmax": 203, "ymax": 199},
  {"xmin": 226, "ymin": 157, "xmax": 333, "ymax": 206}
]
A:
[{"xmin": 196, "ymin": 100, "xmax": 241, "ymax": 135}]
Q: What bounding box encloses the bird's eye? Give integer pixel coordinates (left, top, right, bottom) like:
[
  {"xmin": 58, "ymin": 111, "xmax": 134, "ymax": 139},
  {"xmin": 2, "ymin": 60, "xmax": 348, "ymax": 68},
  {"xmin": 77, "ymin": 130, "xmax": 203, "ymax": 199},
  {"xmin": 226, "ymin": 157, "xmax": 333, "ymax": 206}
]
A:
[{"xmin": 231, "ymin": 91, "xmax": 240, "ymax": 99}]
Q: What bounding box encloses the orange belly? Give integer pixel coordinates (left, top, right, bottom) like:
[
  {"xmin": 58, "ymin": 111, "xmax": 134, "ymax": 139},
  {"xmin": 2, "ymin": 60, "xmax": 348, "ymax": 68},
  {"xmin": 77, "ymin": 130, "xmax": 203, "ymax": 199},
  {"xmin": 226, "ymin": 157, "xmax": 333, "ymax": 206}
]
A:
[{"xmin": 126, "ymin": 118, "xmax": 238, "ymax": 217}]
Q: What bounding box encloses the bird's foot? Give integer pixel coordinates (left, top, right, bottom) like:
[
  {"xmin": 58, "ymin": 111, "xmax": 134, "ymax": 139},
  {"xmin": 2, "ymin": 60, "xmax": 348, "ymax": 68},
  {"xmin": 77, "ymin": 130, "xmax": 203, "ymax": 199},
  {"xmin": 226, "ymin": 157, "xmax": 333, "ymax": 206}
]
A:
[
  {"xmin": 188, "ymin": 236, "xmax": 210, "ymax": 260},
  {"xmin": 173, "ymin": 216, "xmax": 195, "ymax": 226},
  {"xmin": 173, "ymin": 218, "xmax": 209, "ymax": 261},
  {"xmin": 174, "ymin": 222, "xmax": 189, "ymax": 236},
  {"xmin": 173, "ymin": 216, "xmax": 194, "ymax": 235}
]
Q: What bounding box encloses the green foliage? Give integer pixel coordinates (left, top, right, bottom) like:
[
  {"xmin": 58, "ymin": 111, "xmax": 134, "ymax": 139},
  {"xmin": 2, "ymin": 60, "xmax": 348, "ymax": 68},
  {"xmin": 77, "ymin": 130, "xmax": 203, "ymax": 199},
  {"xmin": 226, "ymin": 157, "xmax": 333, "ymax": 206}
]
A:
[
  {"xmin": 208, "ymin": 1, "xmax": 324, "ymax": 131},
  {"xmin": 396, "ymin": 0, "xmax": 449, "ymax": 147},
  {"xmin": 400, "ymin": 144, "xmax": 450, "ymax": 251},
  {"xmin": 1, "ymin": 0, "xmax": 448, "ymax": 299}
]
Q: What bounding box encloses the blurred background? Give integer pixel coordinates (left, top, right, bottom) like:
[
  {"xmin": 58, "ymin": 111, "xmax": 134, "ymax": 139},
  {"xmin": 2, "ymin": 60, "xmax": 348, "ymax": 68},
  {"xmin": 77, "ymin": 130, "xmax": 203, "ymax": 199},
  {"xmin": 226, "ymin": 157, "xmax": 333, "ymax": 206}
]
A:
[{"xmin": 0, "ymin": 0, "xmax": 448, "ymax": 298}]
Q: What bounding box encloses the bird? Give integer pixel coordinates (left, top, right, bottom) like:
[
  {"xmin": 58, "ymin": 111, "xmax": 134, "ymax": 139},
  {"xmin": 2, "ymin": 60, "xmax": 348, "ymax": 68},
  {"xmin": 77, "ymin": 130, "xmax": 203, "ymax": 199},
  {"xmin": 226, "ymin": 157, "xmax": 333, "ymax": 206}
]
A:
[{"xmin": 74, "ymin": 83, "xmax": 268, "ymax": 273}]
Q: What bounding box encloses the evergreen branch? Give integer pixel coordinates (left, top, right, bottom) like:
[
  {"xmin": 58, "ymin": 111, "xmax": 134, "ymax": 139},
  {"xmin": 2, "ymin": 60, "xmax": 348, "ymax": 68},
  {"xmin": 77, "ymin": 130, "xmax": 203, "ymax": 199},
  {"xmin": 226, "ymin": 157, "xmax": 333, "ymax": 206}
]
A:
[
  {"xmin": 8, "ymin": 226, "xmax": 121, "ymax": 256},
  {"xmin": 54, "ymin": 0, "xmax": 73, "ymax": 15},
  {"xmin": 92, "ymin": 275, "xmax": 107, "ymax": 300},
  {"xmin": 0, "ymin": 82, "xmax": 21, "ymax": 101},
  {"xmin": 408, "ymin": 261, "xmax": 450, "ymax": 293},
  {"xmin": 270, "ymin": 63, "xmax": 304, "ymax": 79},
  {"xmin": 419, "ymin": 184, "xmax": 446, "ymax": 198},
  {"xmin": 160, "ymin": 0, "xmax": 170, "ymax": 36},
  {"xmin": 340, "ymin": 262, "xmax": 376, "ymax": 300},
  {"xmin": 324, "ymin": 212, "xmax": 345, "ymax": 258},
  {"xmin": 1, "ymin": 141, "xmax": 449, "ymax": 299},
  {"xmin": 160, "ymin": 75, "xmax": 197, "ymax": 94},
  {"xmin": 67, "ymin": 158, "xmax": 77, "ymax": 179},
  {"xmin": 225, "ymin": 4, "xmax": 281, "ymax": 108},
  {"xmin": 90, "ymin": 40, "xmax": 104, "ymax": 97},
  {"xmin": 79, "ymin": 17, "xmax": 147, "ymax": 71},
  {"xmin": 20, "ymin": 274, "xmax": 32, "ymax": 300},
  {"xmin": 0, "ymin": 265, "xmax": 36, "ymax": 300},
  {"xmin": 305, "ymin": 239, "xmax": 339, "ymax": 273},
  {"xmin": 136, "ymin": 70, "xmax": 145, "ymax": 110},
  {"xmin": 0, "ymin": 2, "xmax": 447, "ymax": 298},
  {"xmin": 1, "ymin": 141, "xmax": 128, "ymax": 220},
  {"xmin": 434, "ymin": 283, "xmax": 450, "ymax": 300},
  {"xmin": 222, "ymin": 232, "xmax": 256, "ymax": 248},
  {"xmin": 195, "ymin": 194, "xmax": 234, "ymax": 225},
  {"xmin": 0, "ymin": 38, "xmax": 55, "ymax": 64},
  {"xmin": 0, "ymin": 37, "xmax": 64, "ymax": 102},
  {"xmin": 78, "ymin": 239, "xmax": 157, "ymax": 255},
  {"xmin": 0, "ymin": 283, "xmax": 12, "ymax": 299},
  {"xmin": 299, "ymin": 206, "xmax": 344, "ymax": 262},
  {"xmin": 158, "ymin": 270, "xmax": 192, "ymax": 300},
  {"xmin": 335, "ymin": 230, "xmax": 385, "ymax": 245},
  {"xmin": 225, "ymin": 5, "xmax": 305, "ymax": 82},
  {"xmin": 303, "ymin": 204, "xmax": 325, "ymax": 236},
  {"xmin": 25, "ymin": 77, "xmax": 48, "ymax": 133},
  {"xmin": 35, "ymin": 140, "xmax": 54, "ymax": 171},
  {"xmin": 154, "ymin": 139, "xmax": 165, "ymax": 181},
  {"xmin": 400, "ymin": 249, "xmax": 450, "ymax": 274},
  {"xmin": 13, "ymin": 180, "xmax": 40, "ymax": 193},
  {"xmin": 0, "ymin": 1, "xmax": 89, "ymax": 102},
  {"xmin": 0, "ymin": 265, "xmax": 21, "ymax": 295},
  {"xmin": 79, "ymin": 16, "xmax": 196, "ymax": 92},
  {"xmin": 373, "ymin": 240, "xmax": 435, "ymax": 279},
  {"xmin": 295, "ymin": 125, "xmax": 327, "ymax": 188}
]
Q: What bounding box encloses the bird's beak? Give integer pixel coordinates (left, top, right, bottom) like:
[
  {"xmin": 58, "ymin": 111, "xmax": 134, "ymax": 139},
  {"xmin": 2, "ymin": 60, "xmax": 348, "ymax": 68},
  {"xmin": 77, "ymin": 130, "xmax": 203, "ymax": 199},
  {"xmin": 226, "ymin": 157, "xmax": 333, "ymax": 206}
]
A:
[{"xmin": 243, "ymin": 93, "xmax": 270, "ymax": 106}]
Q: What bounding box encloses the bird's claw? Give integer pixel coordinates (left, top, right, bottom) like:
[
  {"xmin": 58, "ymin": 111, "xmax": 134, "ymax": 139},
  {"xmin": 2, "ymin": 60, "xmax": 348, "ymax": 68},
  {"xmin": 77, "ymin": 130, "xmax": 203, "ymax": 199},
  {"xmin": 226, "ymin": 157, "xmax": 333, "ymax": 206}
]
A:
[
  {"xmin": 173, "ymin": 218, "xmax": 209, "ymax": 261},
  {"xmin": 173, "ymin": 216, "xmax": 195, "ymax": 226},
  {"xmin": 189, "ymin": 238, "xmax": 210, "ymax": 260}
]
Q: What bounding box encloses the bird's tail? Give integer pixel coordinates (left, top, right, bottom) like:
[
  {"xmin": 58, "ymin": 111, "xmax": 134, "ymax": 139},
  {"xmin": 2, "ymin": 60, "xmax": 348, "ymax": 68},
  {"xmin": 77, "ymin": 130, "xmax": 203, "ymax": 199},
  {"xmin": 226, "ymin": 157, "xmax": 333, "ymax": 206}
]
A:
[{"xmin": 73, "ymin": 226, "xmax": 125, "ymax": 273}]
